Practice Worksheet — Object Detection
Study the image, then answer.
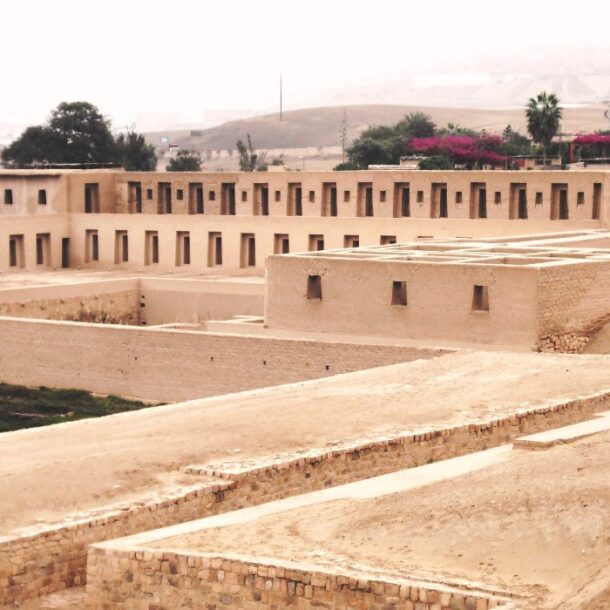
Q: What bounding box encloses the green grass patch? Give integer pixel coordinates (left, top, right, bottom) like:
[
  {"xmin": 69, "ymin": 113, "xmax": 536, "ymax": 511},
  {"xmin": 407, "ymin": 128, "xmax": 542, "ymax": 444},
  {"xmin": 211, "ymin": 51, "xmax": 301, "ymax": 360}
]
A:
[{"xmin": 0, "ymin": 382, "xmax": 153, "ymax": 433}]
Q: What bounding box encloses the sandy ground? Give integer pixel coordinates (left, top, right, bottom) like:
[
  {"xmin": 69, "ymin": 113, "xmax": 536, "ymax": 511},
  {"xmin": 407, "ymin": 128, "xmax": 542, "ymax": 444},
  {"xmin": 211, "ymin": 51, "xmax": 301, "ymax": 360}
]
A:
[
  {"xmin": 1, "ymin": 351, "xmax": 610, "ymax": 534},
  {"xmin": 159, "ymin": 432, "xmax": 610, "ymax": 610}
]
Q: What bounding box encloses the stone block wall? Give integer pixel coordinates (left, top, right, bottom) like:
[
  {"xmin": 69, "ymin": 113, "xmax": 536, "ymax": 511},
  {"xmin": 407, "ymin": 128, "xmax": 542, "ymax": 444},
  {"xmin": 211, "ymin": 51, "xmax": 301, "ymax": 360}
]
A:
[
  {"xmin": 86, "ymin": 549, "xmax": 516, "ymax": 610},
  {"xmin": 1, "ymin": 390, "xmax": 607, "ymax": 606}
]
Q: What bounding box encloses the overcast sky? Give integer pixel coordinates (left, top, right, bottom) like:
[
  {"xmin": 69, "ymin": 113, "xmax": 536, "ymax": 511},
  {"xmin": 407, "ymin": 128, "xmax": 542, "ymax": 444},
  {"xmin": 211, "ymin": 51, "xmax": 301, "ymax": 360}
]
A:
[{"xmin": 1, "ymin": 0, "xmax": 609, "ymax": 133}]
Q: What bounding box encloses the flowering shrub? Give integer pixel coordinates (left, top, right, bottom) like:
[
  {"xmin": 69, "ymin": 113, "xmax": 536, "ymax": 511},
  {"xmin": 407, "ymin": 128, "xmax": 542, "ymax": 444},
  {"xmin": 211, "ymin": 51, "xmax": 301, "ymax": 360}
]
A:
[
  {"xmin": 408, "ymin": 135, "xmax": 506, "ymax": 166},
  {"xmin": 573, "ymin": 134, "xmax": 610, "ymax": 145}
]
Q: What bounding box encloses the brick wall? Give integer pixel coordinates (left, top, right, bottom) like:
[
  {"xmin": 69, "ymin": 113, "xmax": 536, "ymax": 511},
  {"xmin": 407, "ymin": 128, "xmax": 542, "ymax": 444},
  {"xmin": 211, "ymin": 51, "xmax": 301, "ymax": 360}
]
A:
[{"xmin": 0, "ymin": 316, "xmax": 442, "ymax": 402}]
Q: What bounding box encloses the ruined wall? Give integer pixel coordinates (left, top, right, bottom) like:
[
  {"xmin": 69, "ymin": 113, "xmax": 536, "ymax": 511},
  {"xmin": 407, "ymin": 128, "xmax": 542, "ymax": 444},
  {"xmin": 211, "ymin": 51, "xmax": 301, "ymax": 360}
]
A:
[
  {"xmin": 1, "ymin": 390, "xmax": 606, "ymax": 606},
  {"xmin": 0, "ymin": 279, "xmax": 140, "ymax": 324},
  {"xmin": 537, "ymin": 261, "xmax": 610, "ymax": 351},
  {"xmin": 86, "ymin": 550, "xmax": 513, "ymax": 610},
  {"xmin": 0, "ymin": 316, "xmax": 441, "ymax": 402}
]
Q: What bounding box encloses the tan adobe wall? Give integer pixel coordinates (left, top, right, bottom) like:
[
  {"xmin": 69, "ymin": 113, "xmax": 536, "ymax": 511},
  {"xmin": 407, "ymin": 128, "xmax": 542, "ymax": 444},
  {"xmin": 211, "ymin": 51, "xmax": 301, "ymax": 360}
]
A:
[
  {"xmin": 139, "ymin": 277, "xmax": 263, "ymax": 324},
  {"xmin": 1, "ymin": 390, "xmax": 607, "ymax": 606},
  {"xmin": 266, "ymin": 255, "xmax": 540, "ymax": 347},
  {"xmin": 113, "ymin": 169, "xmax": 610, "ymax": 223},
  {"xmin": 0, "ymin": 279, "xmax": 140, "ymax": 324},
  {"xmin": 537, "ymin": 261, "xmax": 610, "ymax": 351},
  {"xmin": 86, "ymin": 549, "xmax": 514, "ymax": 610},
  {"xmin": 0, "ymin": 173, "xmax": 68, "ymax": 215},
  {"xmin": 0, "ymin": 215, "xmax": 70, "ymax": 271},
  {"xmin": 67, "ymin": 213, "xmax": 589, "ymax": 275},
  {"xmin": 0, "ymin": 317, "xmax": 439, "ymax": 402}
]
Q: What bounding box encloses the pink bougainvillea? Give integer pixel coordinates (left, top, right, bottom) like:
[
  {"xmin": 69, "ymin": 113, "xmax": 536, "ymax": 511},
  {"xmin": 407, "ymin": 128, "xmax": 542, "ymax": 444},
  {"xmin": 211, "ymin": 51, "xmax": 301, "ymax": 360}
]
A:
[
  {"xmin": 573, "ymin": 134, "xmax": 610, "ymax": 146},
  {"xmin": 408, "ymin": 135, "xmax": 506, "ymax": 166}
]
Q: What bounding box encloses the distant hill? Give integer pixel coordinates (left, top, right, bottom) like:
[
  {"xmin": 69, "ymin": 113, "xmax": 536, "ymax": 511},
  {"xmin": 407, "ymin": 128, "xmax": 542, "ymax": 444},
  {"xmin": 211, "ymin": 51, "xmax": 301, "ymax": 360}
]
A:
[{"xmin": 146, "ymin": 103, "xmax": 610, "ymax": 151}]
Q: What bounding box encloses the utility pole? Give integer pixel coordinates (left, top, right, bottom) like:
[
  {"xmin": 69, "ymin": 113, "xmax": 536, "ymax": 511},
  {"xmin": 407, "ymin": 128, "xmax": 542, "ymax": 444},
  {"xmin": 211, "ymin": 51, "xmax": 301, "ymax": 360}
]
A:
[
  {"xmin": 340, "ymin": 108, "xmax": 348, "ymax": 162},
  {"xmin": 280, "ymin": 75, "xmax": 283, "ymax": 121}
]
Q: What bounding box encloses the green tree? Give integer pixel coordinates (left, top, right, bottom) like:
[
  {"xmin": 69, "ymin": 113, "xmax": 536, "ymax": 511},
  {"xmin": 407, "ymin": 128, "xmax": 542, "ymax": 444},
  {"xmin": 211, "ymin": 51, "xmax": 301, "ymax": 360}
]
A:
[
  {"xmin": 526, "ymin": 92, "xmax": 562, "ymax": 166},
  {"xmin": 236, "ymin": 134, "xmax": 267, "ymax": 171},
  {"xmin": 166, "ymin": 149, "xmax": 202, "ymax": 171},
  {"xmin": 115, "ymin": 130, "xmax": 157, "ymax": 171},
  {"xmin": 346, "ymin": 113, "xmax": 438, "ymax": 168},
  {"xmin": 1, "ymin": 101, "xmax": 117, "ymax": 167},
  {"xmin": 1, "ymin": 126, "xmax": 61, "ymax": 168},
  {"xmin": 396, "ymin": 112, "xmax": 436, "ymax": 138},
  {"xmin": 500, "ymin": 124, "xmax": 532, "ymax": 157},
  {"xmin": 418, "ymin": 155, "xmax": 453, "ymax": 170}
]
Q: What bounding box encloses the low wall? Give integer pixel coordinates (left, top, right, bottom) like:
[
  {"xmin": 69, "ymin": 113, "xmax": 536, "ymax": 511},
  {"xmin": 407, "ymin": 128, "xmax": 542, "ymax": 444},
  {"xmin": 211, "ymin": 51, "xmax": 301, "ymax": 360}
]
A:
[
  {"xmin": 1, "ymin": 390, "xmax": 607, "ymax": 606},
  {"xmin": 140, "ymin": 277, "xmax": 263, "ymax": 325},
  {"xmin": 0, "ymin": 279, "xmax": 140, "ymax": 325},
  {"xmin": 86, "ymin": 549, "xmax": 514, "ymax": 610},
  {"xmin": 0, "ymin": 316, "xmax": 439, "ymax": 402}
]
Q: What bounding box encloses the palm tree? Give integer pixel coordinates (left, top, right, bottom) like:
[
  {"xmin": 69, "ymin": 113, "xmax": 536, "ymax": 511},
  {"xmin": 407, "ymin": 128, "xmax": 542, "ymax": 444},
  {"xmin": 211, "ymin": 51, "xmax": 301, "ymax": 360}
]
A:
[{"xmin": 526, "ymin": 92, "xmax": 562, "ymax": 167}]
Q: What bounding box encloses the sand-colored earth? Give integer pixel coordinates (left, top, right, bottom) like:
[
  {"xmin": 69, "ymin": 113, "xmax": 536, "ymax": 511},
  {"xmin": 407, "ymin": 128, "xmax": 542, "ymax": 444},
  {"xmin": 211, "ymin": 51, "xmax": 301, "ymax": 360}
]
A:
[
  {"xmin": 159, "ymin": 432, "xmax": 610, "ymax": 610},
  {"xmin": 1, "ymin": 350, "xmax": 609, "ymax": 534}
]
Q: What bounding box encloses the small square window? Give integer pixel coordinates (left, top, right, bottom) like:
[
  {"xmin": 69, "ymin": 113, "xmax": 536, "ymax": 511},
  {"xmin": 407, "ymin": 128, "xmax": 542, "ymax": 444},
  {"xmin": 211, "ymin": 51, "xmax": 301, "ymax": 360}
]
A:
[
  {"xmin": 472, "ymin": 285, "xmax": 489, "ymax": 312},
  {"xmin": 307, "ymin": 275, "xmax": 322, "ymax": 300},
  {"xmin": 577, "ymin": 191, "xmax": 585, "ymax": 205},
  {"xmin": 275, "ymin": 190, "xmax": 281, "ymax": 202},
  {"xmin": 209, "ymin": 190, "xmax": 216, "ymax": 201},
  {"xmin": 309, "ymin": 190, "xmax": 315, "ymax": 202},
  {"xmin": 344, "ymin": 190, "xmax": 350, "ymax": 202},
  {"xmin": 241, "ymin": 190, "xmax": 248, "ymax": 202},
  {"xmin": 455, "ymin": 191, "xmax": 463, "ymax": 204},
  {"xmin": 535, "ymin": 192, "xmax": 543, "ymax": 205},
  {"xmin": 380, "ymin": 235, "xmax": 396, "ymax": 245},
  {"xmin": 494, "ymin": 191, "xmax": 501, "ymax": 204},
  {"xmin": 177, "ymin": 189, "xmax": 184, "ymax": 200},
  {"xmin": 391, "ymin": 281, "xmax": 407, "ymax": 306},
  {"xmin": 417, "ymin": 190, "xmax": 424, "ymax": 203},
  {"xmin": 4, "ymin": 189, "xmax": 13, "ymax": 205},
  {"xmin": 38, "ymin": 189, "xmax": 47, "ymax": 205},
  {"xmin": 146, "ymin": 188, "xmax": 153, "ymax": 200},
  {"xmin": 380, "ymin": 190, "xmax": 387, "ymax": 202}
]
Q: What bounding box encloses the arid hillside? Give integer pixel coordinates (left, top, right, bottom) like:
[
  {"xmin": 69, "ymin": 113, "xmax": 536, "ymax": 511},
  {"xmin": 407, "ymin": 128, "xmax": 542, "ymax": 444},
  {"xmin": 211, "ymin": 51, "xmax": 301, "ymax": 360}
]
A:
[{"xmin": 146, "ymin": 103, "xmax": 609, "ymax": 151}]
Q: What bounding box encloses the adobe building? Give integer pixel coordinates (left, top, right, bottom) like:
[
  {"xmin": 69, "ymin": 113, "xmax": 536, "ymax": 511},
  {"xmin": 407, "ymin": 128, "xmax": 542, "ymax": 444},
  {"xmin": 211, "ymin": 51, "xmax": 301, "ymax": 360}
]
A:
[
  {"xmin": 1, "ymin": 167, "xmax": 610, "ymax": 610},
  {"xmin": 0, "ymin": 168, "xmax": 607, "ymax": 274}
]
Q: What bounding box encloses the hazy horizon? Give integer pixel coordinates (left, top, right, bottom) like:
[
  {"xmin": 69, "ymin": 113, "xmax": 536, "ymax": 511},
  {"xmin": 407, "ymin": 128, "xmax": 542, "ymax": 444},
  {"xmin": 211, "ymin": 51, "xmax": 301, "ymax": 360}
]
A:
[{"xmin": 1, "ymin": 0, "xmax": 610, "ymax": 140}]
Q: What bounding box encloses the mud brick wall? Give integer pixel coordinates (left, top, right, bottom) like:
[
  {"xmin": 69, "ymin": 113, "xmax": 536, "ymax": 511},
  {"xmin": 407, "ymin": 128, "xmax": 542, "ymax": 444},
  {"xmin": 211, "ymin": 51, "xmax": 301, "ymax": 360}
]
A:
[{"xmin": 0, "ymin": 316, "xmax": 445, "ymax": 402}]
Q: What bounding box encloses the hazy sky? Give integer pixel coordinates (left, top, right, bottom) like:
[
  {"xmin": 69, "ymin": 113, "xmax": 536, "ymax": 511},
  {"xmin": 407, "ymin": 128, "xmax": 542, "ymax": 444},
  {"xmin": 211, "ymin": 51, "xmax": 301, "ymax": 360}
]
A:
[{"xmin": 1, "ymin": 0, "xmax": 609, "ymax": 133}]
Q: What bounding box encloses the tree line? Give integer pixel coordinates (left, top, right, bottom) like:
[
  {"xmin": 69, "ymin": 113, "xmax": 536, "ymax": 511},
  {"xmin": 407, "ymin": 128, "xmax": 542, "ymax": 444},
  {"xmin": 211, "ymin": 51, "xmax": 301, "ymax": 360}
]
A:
[{"xmin": 0, "ymin": 93, "xmax": 576, "ymax": 171}]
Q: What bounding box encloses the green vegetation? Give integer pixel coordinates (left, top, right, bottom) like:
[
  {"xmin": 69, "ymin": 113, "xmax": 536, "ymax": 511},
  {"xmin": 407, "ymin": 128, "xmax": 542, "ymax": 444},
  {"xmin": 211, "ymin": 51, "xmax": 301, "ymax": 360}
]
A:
[
  {"xmin": 236, "ymin": 134, "xmax": 268, "ymax": 171},
  {"xmin": 0, "ymin": 382, "xmax": 151, "ymax": 433},
  {"xmin": 1, "ymin": 101, "xmax": 156, "ymax": 170},
  {"xmin": 338, "ymin": 110, "xmax": 532, "ymax": 170},
  {"xmin": 166, "ymin": 148, "xmax": 202, "ymax": 171},
  {"xmin": 526, "ymin": 91, "xmax": 562, "ymax": 166}
]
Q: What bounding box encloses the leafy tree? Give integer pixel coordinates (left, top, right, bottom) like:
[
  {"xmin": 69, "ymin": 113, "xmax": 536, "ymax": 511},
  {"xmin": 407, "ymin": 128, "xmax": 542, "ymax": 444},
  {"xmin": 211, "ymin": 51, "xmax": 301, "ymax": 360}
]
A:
[
  {"xmin": 346, "ymin": 113, "xmax": 438, "ymax": 168},
  {"xmin": 236, "ymin": 134, "xmax": 267, "ymax": 171},
  {"xmin": 500, "ymin": 124, "xmax": 532, "ymax": 157},
  {"xmin": 1, "ymin": 101, "xmax": 118, "ymax": 167},
  {"xmin": 1, "ymin": 126, "xmax": 61, "ymax": 167},
  {"xmin": 115, "ymin": 130, "xmax": 157, "ymax": 171},
  {"xmin": 334, "ymin": 160, "xmax": 360, "ymax": 171},
  {"xmin": 526, "ymin": 92, "xmax": 562, "ymax": 166},
  {"xmin": 166, "ymin": 149, "xmax": 202, "ymax": 171},
  {"xmin": 436, "ymin": 122, "xmax": 479, "ymax": 137},
  {"xmin": 418, "ymin": 155, "xmax": 454, "ymax": 170},
  {"xmin": 47, "ymin": 101, "xmax": 117, "ymax": 164}
]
